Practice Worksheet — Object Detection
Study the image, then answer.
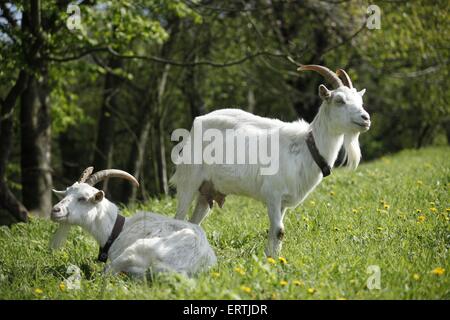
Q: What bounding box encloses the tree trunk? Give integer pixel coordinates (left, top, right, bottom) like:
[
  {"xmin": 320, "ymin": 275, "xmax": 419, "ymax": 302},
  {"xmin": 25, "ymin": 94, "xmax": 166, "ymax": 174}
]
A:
[
  {"xmin": 445, "ymin": 121, "xmax": 450, "ymax": 144},
  {"xmin": 150, "ymin": 125, "xmax": 161, "ymax": 195},
  {"xmin": 120, "ymin": 106, "xmax": 152, "ymax": 203},
  {"xmin": 20, "ymin": 74, "xmax": 53, "ymax": 217},
  {"xmin": 58, "ymin": 130, "xmax": 81, "ymax": 184},
  {"xmin": 183, "ymin": 63, "xmax": 206, "ymax": 119},
  {"xmin": 121, "ymin": 64, "xmax": 171, "ymax": 202},
  {"xmin": 247, "ymin": 88, "xmax": 256, "ymax": 113},
  {"xmin": 120, "ymin": 20, "xmax": 179, "ymax": 202},
  {"xmin": 0, "ymin": 70, "xmax": 29, "ymax": 223},
  {"xmin": 0, "ymin": 182, "xmax": 29, "ymax": 224},
  {"xmin": 155, "ymin": 120, "xmax": 169, "ymax": 196},
  {"xmin": 92, "ymin": 57, "xmax": 123, "ymax": 193}
]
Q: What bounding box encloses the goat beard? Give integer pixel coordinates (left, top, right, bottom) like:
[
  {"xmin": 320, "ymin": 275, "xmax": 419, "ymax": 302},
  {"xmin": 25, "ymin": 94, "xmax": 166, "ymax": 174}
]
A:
[
  {"xmin": 50, "ymin": 223, "xmax": 71, "ymax": 250},
  {"xmin": 343, "ymin": 132, "xmax": 361, "ymax": 170}
]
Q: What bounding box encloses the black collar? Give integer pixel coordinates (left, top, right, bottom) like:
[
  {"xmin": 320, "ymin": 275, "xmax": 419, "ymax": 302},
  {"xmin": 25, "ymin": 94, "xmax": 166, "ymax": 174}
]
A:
[
  {"xmin": 306, "ymin": 131, "xmax": 331, "ymax": 177},
  {"xmin": 98, "ymin": 214, "xmax": 125, "ymax": 262}
]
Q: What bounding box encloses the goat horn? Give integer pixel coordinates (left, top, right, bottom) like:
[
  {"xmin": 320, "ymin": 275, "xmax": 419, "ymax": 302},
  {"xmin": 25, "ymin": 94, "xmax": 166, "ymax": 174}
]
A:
[
  {"xmin": 297, "ymin": 64, "xmax": 343, "ymax": 89},
  {"xmin": 85, "ymin": 169, "xmax": 139, "ymax": 187},
  {"xmin": 336, "ymin": 69, "xmax": 353, "ymax": 88},
  {"xmin": 78, "ymin": 166, "xmax": 94, "ymax": 183},
  {"xmin": 52, "ymin": 189, "xmax": 66, "ymax": 195}
]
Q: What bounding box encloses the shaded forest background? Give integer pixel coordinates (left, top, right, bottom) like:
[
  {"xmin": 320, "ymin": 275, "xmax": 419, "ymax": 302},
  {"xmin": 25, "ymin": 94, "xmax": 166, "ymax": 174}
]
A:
[{"xmin": 0, "ymin": 0, "xmax": 448, "ymax": 224}]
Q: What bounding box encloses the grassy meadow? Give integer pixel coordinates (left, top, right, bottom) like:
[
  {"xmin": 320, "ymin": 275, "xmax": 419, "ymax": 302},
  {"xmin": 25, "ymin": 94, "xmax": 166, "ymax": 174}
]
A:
[{"xmin": 0, "ymin": 147, "xmax": 448, "ymax": 299}]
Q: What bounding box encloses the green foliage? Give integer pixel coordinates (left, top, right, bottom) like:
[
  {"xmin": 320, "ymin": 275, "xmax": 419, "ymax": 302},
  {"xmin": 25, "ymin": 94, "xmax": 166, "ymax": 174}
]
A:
[
  {"xmin": 0, "ymin": 147, "xmax": 448, "ymax": 299},
  {"xmin": 358, "ymin": 0, "xmax": 449, "ymax": 155},
  {"xmin": 50, "ymin": 86, "xmax": 86, "ymax": 134}
]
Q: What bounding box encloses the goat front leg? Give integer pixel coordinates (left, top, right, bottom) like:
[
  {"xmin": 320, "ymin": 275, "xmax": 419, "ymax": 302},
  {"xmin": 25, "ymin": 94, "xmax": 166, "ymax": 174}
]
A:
[
  {"xmin": 175, "ymin": 188, "xmax": 197, "ymax": 220},
  {"xmin": 265, "ymin": 200, "xmax": 285, "ymax": 257}
]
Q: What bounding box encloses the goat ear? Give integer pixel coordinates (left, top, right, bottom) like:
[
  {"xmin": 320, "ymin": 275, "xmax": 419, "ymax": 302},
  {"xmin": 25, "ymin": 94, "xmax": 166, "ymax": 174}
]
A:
[
  {"xmin": 90, "ymin": 190, "xmax": 104, "ymax": 203},
  {"xmin": 318, "ymin": 84, "xmax": 331, "ymax": 101},
  {"xmin": 358, "ymin": 88, "xmax": 366, "ymax": 97}
]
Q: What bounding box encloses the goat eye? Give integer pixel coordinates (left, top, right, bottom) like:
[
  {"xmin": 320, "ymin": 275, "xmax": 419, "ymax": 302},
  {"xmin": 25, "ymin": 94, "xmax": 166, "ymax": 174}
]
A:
[{"xmin": 78, "ymin": 197, "xmax": 86, "ymax": 202}]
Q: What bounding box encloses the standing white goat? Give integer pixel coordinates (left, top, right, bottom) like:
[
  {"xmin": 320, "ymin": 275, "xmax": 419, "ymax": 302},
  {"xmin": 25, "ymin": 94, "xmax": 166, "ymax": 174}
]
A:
[
  {"xmin": 171, "ymin": 65, "xmax": 371, "ymax": 257},
  {"xmin": 50, "ymin": 167, "xmax": 216, "ymax": 277}
]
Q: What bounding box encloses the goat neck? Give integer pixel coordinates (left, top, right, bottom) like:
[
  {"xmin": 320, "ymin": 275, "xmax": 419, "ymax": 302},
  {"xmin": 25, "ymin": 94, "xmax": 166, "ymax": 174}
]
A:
[
  {"xmin": 83, "ymin": 199, "xmax": 122, "ymax": 247},
  {"xmin": 309, "ymin": 106, "xmax": 344, "ymax": 167}
]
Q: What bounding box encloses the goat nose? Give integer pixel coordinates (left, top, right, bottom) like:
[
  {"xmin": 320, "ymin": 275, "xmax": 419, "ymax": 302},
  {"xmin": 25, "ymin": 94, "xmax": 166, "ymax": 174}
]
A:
[
  {"xmin": 52, "ymin": 207, "xmax": 61, "ymax": 213},
  {"xmin": 361, "ymin": 114, "xmax": 370, "ymax": 121}
]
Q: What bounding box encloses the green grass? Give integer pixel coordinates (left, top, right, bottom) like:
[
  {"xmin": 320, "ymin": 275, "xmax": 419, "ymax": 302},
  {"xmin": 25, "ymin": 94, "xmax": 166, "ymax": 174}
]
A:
[{"xmin": 0, "ymin": 147, "xmax": 449, "ymax": 300}]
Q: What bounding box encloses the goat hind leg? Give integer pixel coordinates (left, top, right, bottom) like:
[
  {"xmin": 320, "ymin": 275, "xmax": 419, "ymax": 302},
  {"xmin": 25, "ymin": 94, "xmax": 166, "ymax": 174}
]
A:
[
  {"xmin": 189, "ymin": 194, "xmax": 211, "ymax": 225},
  {"xmin": 107, "ymin": 239, "xmax": 163, "ymax": 277}
]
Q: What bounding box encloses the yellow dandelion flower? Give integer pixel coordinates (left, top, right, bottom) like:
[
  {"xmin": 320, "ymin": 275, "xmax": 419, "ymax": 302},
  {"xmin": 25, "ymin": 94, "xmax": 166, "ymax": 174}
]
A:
[
  {"xmin": 412, "ymin": 273, "xmax": 420, "ymax": 281},
  {"xmin": 429, "ymin": 202, "xmax": 435, "ymax": 207},
  {"xmin": 279, "ymin": 280, "xmax": 288, "ymax": 286},
  {"xmin": 416, "ymin": 209, "xmax": 422, "ymax": 214},
  {"xmin": 211, "ymin": 272, "xmax": 220, "ymax": 278},
  {"xmin": 446, "ymin": 208, "xmax": 450, "ymax": 212},
  {"xmin": 383, "ymin": 204, "xmax": 390, "ymax": 210},
  {"xmin": 377, "ymin": 227, "xmax": 384, "ymax": 231},
  {"xmin": 416, "ymin": 180, "xmax": 423, "ymax": 186},
  {"xmin": 59, "ymin": 282, "xmax": 66, "ymax": 291},
  {"xmin": 278, "ymin": 257, "xmax": 287, "ymax": 264},
  {"xmin": 307, "ymin": 288, "xmax": 316, "ymax": 294},
  {"xmin": 293, "ymin": 280, "xmax": 304, "ymax": 286},
  {"xmin": 234, "ymin": 267, "xmax": 245, "ymax": 275},
  {"xmin": 241, "ymin": 286, "xmax": 251, "ymax": 293},
  {"xmin": 352, "ymin": 209, "xmax": 358, "ymax": 214},
  {"xmin": 417, "ymin": 215, "xmax": 426, "ymax": 223},
  {"xmin": 330, "ymin": 191, "xmax": 335, "ymax": 196},
  {"xmin": 334, "ymin": 227, "xmax": 339, "ymax": 231},
  {"xmin": 34, "ymin": 288, "xmax": 43, "ymax": 295},
  {"xmin": 431, "ymin": 267, "xmax": 445, "ymax": 276},
  {"xmin": 309, "ymin": 200, "xmax": 316, "ymax": 206},
  {"xmin": 430, "ymin": 207, "xmax": 438, "ymax": 213},
  {"xmin": 267, "ymin": 257, "xmax": 276, "ymax": 265}
]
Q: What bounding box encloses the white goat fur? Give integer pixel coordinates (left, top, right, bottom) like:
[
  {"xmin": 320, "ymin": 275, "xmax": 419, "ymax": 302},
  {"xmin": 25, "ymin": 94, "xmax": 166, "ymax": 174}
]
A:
[
  {"xmin": 50, "ymin": 183, "xmax": 217, "ymax": 277},
  {"xmin": 172, "ymin": 85, "xmax": 370, "ymax": 256}
]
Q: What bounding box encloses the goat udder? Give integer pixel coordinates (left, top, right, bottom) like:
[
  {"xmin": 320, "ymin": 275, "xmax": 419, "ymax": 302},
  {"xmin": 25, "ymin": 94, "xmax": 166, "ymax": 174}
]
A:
[{"xmin": 199, "ymin": 181, "xmax": 226, "ymax": 209}]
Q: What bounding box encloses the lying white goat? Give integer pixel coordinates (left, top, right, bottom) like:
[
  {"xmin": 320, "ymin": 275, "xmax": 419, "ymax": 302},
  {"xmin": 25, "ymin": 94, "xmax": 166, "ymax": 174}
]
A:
[
  {"xmin": 50, "ymin": 167, "xmax": 216, "ymax": 277},
  {"xmin": 171, "ymin": 65, "xmax": 370, "ymax": 257}
]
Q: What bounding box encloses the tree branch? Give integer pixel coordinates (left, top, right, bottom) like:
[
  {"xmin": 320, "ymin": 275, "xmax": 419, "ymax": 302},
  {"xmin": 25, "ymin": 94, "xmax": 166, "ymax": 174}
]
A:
[
  {"xmin": 320, "ymin": 23, "xmax": 367, "ymax": 58},
  {"xmin": 47, "ymin": 46, "xmax": 289, "ymax": 68}
]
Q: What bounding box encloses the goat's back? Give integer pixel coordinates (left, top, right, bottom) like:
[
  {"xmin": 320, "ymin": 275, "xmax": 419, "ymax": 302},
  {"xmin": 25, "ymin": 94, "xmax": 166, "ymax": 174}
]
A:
[{"xmin": 197, "ymin": 108, "xmax": 287, "ymax": 131}]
